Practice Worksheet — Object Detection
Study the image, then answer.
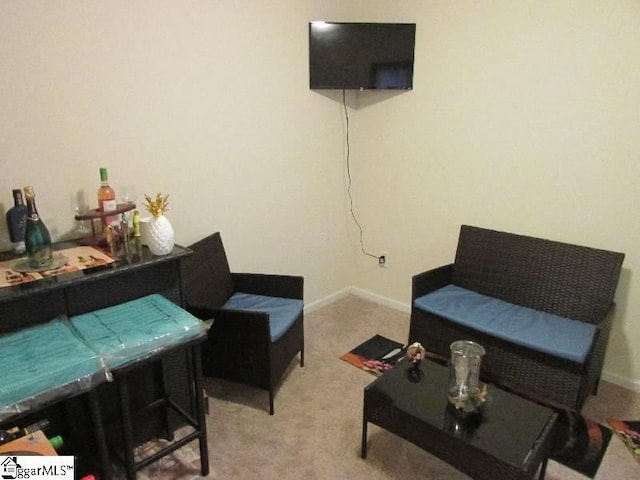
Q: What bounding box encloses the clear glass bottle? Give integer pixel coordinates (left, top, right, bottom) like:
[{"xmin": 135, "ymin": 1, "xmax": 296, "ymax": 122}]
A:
[
  {"xmin": 97, "ymin": 167, "xmax": 117, "ymax": 226},
  {"xmin": 23, "ymin": 186, "xmax": 52, "ymax": 268},
  {"xmin": 5, "ymin": 188, "xmax": 27, "ymax": 254}
]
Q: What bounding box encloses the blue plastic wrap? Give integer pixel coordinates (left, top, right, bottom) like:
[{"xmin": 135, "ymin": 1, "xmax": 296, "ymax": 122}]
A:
[
  {"xmin": 69, "ymin": 294, "xmax": 209, "ymax": 369},
  {"xmin": 0, "ymin": 318, "xmax": 108, "ymax": 421}
]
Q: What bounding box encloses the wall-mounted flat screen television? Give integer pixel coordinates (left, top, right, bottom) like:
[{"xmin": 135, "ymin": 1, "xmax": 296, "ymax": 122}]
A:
[{"xmin": 309, "ymin": 22, "xmax": 416, "ymax": 90}]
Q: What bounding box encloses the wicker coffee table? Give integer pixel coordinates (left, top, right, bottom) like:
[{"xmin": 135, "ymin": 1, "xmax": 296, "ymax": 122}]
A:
[{"xmin": 362, "ymin": 359, "xmax": 558, "ymax": 480}]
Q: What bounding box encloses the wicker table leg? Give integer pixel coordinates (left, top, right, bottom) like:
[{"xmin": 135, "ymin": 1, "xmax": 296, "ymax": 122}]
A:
[
  {"xmin": 86, "ymin": 389, "xmax": 113, "ymax": 480},
  {"xmin": 192, "ymin": 345, "xmax": 210, "ymax": 476},
  {"xmin": 116, "ymin": 372, "xmax": 137, "ymax": 480},
  {"xmin": 361, "ymin": 416, "xmax": 368, "ymax": 459},
  {"xmin": 538, "ymin": 456, "xmax": 549, "ymax": 480}
]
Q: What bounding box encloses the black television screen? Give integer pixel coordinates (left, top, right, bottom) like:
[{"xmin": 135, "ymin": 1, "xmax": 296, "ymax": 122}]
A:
[{"xmin": 309, "ymin": 22, "xmax": 416, "ymax": 90}]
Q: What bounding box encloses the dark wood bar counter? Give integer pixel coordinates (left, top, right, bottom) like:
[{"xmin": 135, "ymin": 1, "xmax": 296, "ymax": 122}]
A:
[{"xmin": 0, "ymin": 240, "xmax": 190, "ymax": 334}]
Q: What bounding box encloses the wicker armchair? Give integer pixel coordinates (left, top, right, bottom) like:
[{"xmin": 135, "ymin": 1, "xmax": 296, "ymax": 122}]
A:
[
  {"xmin": 181, "ymin": 232, "xmax": 304, "ymax": 415},
  {"xmin": 409, "ymin": 225, "xmax": 624, "ymax": 411}
]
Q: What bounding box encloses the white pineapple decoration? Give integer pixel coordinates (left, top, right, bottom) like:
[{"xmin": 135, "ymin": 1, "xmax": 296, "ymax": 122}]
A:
[{"xmin": 144, "ymin": 193, "xmax": 175, "ymax": 255}]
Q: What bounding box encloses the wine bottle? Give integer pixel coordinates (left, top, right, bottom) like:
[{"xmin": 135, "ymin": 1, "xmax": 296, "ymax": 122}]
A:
[
  {"xmin": 5, "ymin": 188, "xmax": 27, "ymax": 254},
  {"xmin": 97, "ymin": 167, "xmax": 118, "ymax": 227},
  {"xmin": 48, "ymin": 434, "xmax": 63, "ymax": 451},
  {"xmin": 23, "ymin": 186, "xmax": 52, "ymax": 268}
]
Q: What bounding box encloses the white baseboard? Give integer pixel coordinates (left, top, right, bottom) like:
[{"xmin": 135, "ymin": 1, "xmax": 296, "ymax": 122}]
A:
[
  {"xmin": 305, "ymin": 286, "xmax": 410, "ymax": 313},
  {"xmin": 304, "ymin": 287, "xmax": 352, "ymax": 313},
  {"xmin": 307, "ymin": 286, "xmax": 640, "ymax": 394},
  {"xmin": 602, "ymin": 370, "xmax": 640, "ymax": 393},
  {"xmin": 349, "ymin": 287, "xmax": 411, "ymax": 313}
]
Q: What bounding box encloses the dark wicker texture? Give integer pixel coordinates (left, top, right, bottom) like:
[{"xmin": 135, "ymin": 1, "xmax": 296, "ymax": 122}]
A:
[
  {"xmin": 364, "ymin": 396, "xmax": 557, "ymax": 480},
  {"xmin": 362, "ymin": 359, "xmax": 558, "ymax": 480},
  {"xmin": 0, "ymin": 244, "xmax": 198, "ymax": 479},
  {"xmin": 111, "ymin": 338, "xmax": 209, "ymax": 480},
  {"xmin": 409, "ymin": 225, "xmax": 624, "ymax": 411},
  {"xmin": 0, "ymin": 244, "xmax": 194, "ymax": 448},
  {"xmin": 181, "ymin": 232, "xmax": 304, "ymax": 415}
]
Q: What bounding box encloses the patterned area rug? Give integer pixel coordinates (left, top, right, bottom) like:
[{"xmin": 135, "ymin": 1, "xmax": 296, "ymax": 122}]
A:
[
  {"xmin": 607, "ymin": 419, "xmax": 640, "ymax": 466},
  {"xmin": 339, "ymin": 334, "xmax": 405, "ymax": 375},
  {"xmin": 550, "ymin": 410, "xmax": 612, "ymax": 478},
  {"xmin": 341, "ymin": 335, "xmax": 612, "ymax": 478}
]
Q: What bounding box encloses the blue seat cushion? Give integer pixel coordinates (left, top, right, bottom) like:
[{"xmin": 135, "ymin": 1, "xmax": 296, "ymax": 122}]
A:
[
  {"xmin": 414, "ymin": 285, "xmax": 596, "ymax": 363},
  {"xmin": 69, "ymin": 294, "xmax": 208, "ymax": 369},
  {"xmin": 0, "ymin": 318, "xmax": 106, "ymax": 421},
  {"xmin": 222, "ymin": 292, "xmax": 303, "ymax": 342}
]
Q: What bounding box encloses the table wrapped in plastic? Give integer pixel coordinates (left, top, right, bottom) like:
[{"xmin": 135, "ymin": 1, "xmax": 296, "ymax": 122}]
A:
[
  {"xmin": 69, "ymin": 294, "xmax": 209, "ymax": 369},
  {"xmin": 0, "ymin": 318, "xmax": 109, "ymax": 421}
]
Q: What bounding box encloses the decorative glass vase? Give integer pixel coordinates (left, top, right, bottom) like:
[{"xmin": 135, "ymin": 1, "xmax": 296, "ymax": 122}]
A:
[
  {"xmin": 146, "ymin": 214, "xmax": 174, "ymax": 255},
  {"xmin": 447, "ymin": 340, "xmax": 486, "ymax": 413}
]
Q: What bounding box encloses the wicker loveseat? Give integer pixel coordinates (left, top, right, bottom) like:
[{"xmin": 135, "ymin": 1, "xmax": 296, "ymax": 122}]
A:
[{"xmin": 409, "ymin": 225, "xmax": 625, "ymax": 411}]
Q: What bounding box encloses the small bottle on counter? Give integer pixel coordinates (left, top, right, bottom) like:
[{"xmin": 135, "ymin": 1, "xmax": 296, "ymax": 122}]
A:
[
  {"xmin": 5, "ymin": 188, "xmax": 28, "ymax": 254},
  {"xmin": 104, "ymin": 224, "xmax": 115, "ymax": 256},
  {"xmin": 120, "ymin": 213, "xmax": 130, "ymax": 255},
  {"xmin": 23, "ymin": 186, "xmax": 52, "ymax": 268},
  {"xmin": 132, "ymin": 210, "xmax": 141, "ymax": 238}
]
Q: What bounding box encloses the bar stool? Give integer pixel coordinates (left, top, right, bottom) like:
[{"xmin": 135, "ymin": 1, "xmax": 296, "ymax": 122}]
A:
[
  {"xmin": 69, "ymin": 294, "xmax": 210, "ymax": 480},
  {"xmin": 0, "ymin": 318, "xmax": 112, "ymax": 479}
]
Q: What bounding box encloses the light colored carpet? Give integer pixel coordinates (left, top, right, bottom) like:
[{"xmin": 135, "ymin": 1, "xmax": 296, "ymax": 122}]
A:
[{"xmin": 136, "ymin": 294, "xmax": 640, "ymax": 479}]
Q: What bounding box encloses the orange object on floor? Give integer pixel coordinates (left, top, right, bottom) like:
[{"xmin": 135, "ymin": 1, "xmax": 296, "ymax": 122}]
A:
[{"xmin": 0, "ymin": 430, "xmax": 57, "ymax": 456}]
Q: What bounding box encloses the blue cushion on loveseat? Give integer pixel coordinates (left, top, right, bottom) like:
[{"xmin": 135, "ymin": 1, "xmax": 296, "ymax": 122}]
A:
[
  {"xmin": 414, "ymin": 285, "xmax": 596, "ymax": 363},
  {"xmin": 222, "ymin": 292, "xmax": 303, "ymax": 342}
]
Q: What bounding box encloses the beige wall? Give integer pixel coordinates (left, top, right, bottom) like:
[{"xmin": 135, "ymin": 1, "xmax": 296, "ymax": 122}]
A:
[
  {"xmin": 350, "ymin": 1, "xmax": 640, "ymax": 390},
  {"xmin": 0, "ymin": 1, "xmax": 356, "ymax": 303},
  {"xmin": 1, "ymin": 2, "xmax": 639, "ymax": 389}
]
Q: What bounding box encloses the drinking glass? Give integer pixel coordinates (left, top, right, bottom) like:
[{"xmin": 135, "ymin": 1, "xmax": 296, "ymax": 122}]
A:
[
  {"xmin": 119, "ymin": 185, "xmax": 137, "ymax": 225},
  {"xmin": 71, "ymin": 190, "xmax": 92, "ymax": 235},
  {"xmin": 120, "ymin": 185, "xmax": 137, "ymax": 205}
]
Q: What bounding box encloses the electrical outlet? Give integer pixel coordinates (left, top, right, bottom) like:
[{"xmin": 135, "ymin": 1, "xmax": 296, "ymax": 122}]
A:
[{"xmin": 379, "ymin": 251, "xmax": 389, "ymax": 268}]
